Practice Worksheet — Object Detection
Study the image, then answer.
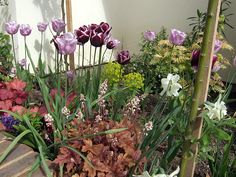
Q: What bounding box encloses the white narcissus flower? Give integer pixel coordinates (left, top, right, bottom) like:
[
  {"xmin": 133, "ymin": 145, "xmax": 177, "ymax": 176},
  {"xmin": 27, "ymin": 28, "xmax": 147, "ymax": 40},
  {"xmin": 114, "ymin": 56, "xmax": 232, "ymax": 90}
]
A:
[
  {"xmin": 204, "ymin": 95, "xmax": 227, "ymax": 120},
  {"xmin": 160, "ymin": 74, "xmax": 182, "ymax": 97},
  {"xmin": 133, "ymin": 166, "xmax": 180, "ymax": 177}
]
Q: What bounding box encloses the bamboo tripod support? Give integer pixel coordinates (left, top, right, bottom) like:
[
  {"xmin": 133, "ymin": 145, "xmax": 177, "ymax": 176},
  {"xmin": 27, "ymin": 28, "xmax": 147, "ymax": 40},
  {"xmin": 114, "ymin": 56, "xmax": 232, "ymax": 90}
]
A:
[
  {"xmin": 65, "ymin": 0, "xmax": 75, "ymax": 70},
  {"xmin": 180, "ymin": 0, "xmax": 221, "ymax": 177}
]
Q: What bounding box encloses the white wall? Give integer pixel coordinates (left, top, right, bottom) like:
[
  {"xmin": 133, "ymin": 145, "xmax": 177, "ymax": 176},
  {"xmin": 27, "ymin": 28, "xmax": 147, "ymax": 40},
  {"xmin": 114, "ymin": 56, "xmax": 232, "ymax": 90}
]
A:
[{"xmin": 0, "ymin": 0, "xmax": 235, "ymax": 81}]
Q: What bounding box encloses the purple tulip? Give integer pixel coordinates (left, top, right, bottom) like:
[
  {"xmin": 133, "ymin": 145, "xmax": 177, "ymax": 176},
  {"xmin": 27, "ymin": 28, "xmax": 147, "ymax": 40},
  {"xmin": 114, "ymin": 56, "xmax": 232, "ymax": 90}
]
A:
[
  {"xmin": 37, "ymin": 22, "xmax": 48, "ymax": 32},
  {"xmin": 117, "ymin": 50, "xmax": 131, "ymax": 65},
  {"xmin": 191, "ymin": 50, "xmax": 217, "ymax": 72},
  {"xmin": 51, "ymin": 18, "xmax": 66, "ymax": 34},
  {"xmin": 66, "ymin": 70, "xmax": 74, "ymax": 78},
  {"xmin": 20, "ymin": 24, "xmax": 32, "ymax": 36},
  {"xmin": 143, "ymin": 30, "xmax": 156, "ymax": 41},
  {"xmin": 212, "ymin": 62, "xmax": 221, "ymax": 72},
  {"xmin": 214, "ymin": 39, "xmax": 222, "ymax": 53},
  {"xmin": 5, "ymin": 21, "xmax": 20, "ymax": 35},
  {"xmin": 106, "ymin": 38, "xmax": 120, "ymax": 49},
  {"xmin": 75, "ymin": 25, "xmax": 90, "ymax": 45},
  {"xmin": 19, "ymin": 58, "xmax": 27, "ymax": 67},
  {"xmin": 90, "ymin": 22, "xmax": 112, "ymax": 47},
  {"xmin": 169, "ymin": 28, "xmax": 186, "ymax": 45},
  {"xmin": 90, "ymin": 30, "xmax": 105, "ymax": 47},
  {"xmin": 55, "ymin": 32, "xmax": 77, "ymax": 55}
]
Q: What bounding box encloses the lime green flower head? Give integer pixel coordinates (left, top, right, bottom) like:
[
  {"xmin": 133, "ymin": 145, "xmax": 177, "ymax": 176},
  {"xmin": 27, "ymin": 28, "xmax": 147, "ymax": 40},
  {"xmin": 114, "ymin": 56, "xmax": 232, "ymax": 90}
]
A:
[
  {"xmin": 103, "ymin": 62, "xmax": 123, "ymax": 85},
  {"xmin": 123, "ymin": 72, "xmax": 144, "ymax": 90}
]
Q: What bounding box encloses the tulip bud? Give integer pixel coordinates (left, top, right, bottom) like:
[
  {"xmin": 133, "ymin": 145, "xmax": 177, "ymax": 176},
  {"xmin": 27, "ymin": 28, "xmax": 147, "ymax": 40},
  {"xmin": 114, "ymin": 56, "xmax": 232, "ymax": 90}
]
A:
[
  {"xmin": 51, "ymin": 18, "xmax": 66, "ymax": 34},
  {"xmin": 75, "ymin": 25, "xmax": 90, "ymax": 45},
  {"xmin": 106, "ymin": 38, "xmax": 120, "ymax": 49},
  {"xmin": 117, "ymin": 50, "xmax": 131, "ymax": 65},
  {"xmin": 90, "ymin": 30, "xmax": 105, "ymax": 47},
  {"xmin": 19, "ymin": 58, "xmax": 27, "ymax": 67},
  {"xmin": 191, "ymin": 50, "xmax": 218, "ymax": 72},
  {"xmin": 143, "ymin": 30, "xmax": 156, "ymax": 41},
  {"xmin": 37, "ymin": 22, "xmax": 48, "ymax": 32},
  {"xmin": 214, "ymin": 39, "xmax": 222, "ymax": 53},
  {"xmin": 66, "ymin": 70, "xmax": 74, "ymax": 78},
  {"xmin": 169, "ymin": 29, "xmax": 186, "ymax": 45},
  {"xmin": 20, "ymin": 24, "xmax": 32, "ymax": 36},
  {"xmin": 5, "ymin": 21, "xmax": 20, "ymax": 35},
  {"xmin": 55, "ymin": 32, "xmax": 77, "ymax": 55}
]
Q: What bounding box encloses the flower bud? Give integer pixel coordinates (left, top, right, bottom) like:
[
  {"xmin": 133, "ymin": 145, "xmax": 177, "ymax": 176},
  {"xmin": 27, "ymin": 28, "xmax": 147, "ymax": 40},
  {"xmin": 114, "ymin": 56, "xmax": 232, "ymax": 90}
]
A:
[
  {"xmin": 37, "ymin": 22, "xmax": 48, "ymax": 32},
  {"xmin": 143, "ymin": 30, "xmax": 156, "ymax": 41},
  {"xmin": 20, "ymin": 24, "xmax": 32, "ymax": 36},
  {"xmin": 117, "ymin": 50, "xmax": 131, "ymax": 65},
  {"xmin": 169, "ymin": 29, "xmax": 186, "ymax": 45},
  {"xmin": 5, "ymin": 21, "xmax": 20, "ymax": 35}
]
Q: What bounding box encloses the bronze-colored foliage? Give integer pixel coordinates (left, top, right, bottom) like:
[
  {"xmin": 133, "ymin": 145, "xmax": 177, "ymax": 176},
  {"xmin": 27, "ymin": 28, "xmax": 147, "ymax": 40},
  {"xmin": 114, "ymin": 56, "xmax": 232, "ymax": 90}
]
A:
[{"xmin": 53, "ymin": 118, "xmax": 144, "ymax": 177}]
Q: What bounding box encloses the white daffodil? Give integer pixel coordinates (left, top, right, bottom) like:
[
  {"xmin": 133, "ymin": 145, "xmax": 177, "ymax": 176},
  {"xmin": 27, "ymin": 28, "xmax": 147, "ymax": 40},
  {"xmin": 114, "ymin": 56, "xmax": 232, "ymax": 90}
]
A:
[
  {"xmin": 160, "ymin": 74, "xmax": 182, "ymax": 97},
  {"xmin": 133, "ymin": 166, "xmax": 180, "ymax": 177},
  {"xmin": 204, "ymin": 94, "xmax": 227, "ymax": 120}
]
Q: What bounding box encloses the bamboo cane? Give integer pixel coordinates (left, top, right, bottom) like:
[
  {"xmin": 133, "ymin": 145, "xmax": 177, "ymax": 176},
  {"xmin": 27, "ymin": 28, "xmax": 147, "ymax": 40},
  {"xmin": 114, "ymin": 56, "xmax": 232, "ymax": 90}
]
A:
[
  {"xmin": 179, "ymin": 0, "xmax": 221, "ymax": 177},
  {"xmin": 65, "ymin": 0, "xmax": 75, "ymax": 70}
]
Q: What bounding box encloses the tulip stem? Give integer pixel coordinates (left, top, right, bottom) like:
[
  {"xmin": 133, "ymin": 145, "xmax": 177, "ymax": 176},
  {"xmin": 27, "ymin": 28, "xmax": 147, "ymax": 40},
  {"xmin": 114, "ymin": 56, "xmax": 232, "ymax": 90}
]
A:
[
  {"xmin": 78, "ymin": 46, "xmax": 80, "ymax": 75},
  {"xmin": 109, "ymin": 50, "xmax": 113, "ymax": 62},
  {"xmin": 89, "ymin": 45, "xmax": 92, "ymax": 66},
  {"xmin": 102, "ymin": 48, "xmax": 107, "ymax": 63},
  {"xmin": 11, "ymin": 34, "xmax": 17, "ymax": 66},
  {"xmin": 24, "ymin": 36, "xmax": 27, "ymax": 60},
  {"xmin": 82, "ymin": 45, "xmax": 85, "ymax": 67},
  {"xmin": 40, "ymin": 32, "xmax": 43, "ymax": 59},
  {"xmin": 93, "ymin": 47, "xmax": 97, "ymax": 66}
]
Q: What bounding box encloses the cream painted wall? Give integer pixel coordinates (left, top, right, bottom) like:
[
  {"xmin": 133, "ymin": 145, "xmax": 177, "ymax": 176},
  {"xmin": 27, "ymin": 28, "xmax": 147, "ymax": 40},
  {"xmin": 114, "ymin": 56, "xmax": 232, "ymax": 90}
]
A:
[{"xmin": 0, "ymin": 0, "xmax": 235, "ymax": 80}]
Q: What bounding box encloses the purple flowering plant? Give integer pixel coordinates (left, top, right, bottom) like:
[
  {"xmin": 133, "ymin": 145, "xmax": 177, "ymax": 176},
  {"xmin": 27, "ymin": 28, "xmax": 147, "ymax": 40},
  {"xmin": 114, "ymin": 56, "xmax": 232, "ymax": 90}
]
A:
[{"xmin": 127, "ymin": 27, "xmax": 231, "ymax": 93}]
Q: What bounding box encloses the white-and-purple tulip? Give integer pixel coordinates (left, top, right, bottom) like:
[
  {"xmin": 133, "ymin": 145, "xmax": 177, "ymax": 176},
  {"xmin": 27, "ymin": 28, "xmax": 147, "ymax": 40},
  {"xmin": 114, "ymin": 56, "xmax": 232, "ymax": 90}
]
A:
[
  {"xmin": 143, "ymin": 30, "xmax": 156, "ymax": 41},
  {"xmin": 169, "ymin": 28, "xmax": 186, "ymax": 45},
  {"xmin": 20, "ymin": 24, "xmax": 32, "ymax": 36},
  {"xmin": 51, "ymin": 18, "xmax": 66, "ymax": 34},
  {"xmin": 5, "ymin": 21, "xmax": 20, "ymax": 35},
  {"xmin": 37, "ymin": 22, "xmax": 48, "ymax": 32},
  {"xmin": 55, "ymin": 32, "xmax": 77, "ymax": 55}
]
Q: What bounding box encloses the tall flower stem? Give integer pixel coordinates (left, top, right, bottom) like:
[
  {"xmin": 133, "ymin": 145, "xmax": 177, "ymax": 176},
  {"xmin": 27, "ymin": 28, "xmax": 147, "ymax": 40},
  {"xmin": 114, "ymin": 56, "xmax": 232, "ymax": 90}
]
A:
[
  {"xmin": 24, "ymin": 36, "xmax": 28, "ymax": 70},
  {"xmin": 82, "ymin": 45, "xmax": 85, "ymax": 67},
  {"xmin": 78, "ymin": 46, "xmax": 80, "ymax": 75},
  {"xmin": 24, "ymin": 36, "xmax": 27, "ymax": 60},
  {"xmin": 109, "ymin": 50, "xmax": 113, "ymax": 62},
  {"xmin": 97, "ymin": 46, "xmax": 103, "ymax": 80},
  {"xmin": 89, "ymin": 45, "xmax": 92, "ymax": 66},
  {"xmin": 93, "ymin": 47, "xmax": 97, "ymax": 67},
  {"xmin": 40, "ymin": 32, "xmax": 43, "ymax": 58},
  {"xmin": 11, "ymin": 34, "xmax": 17, "ymax": 66},
  {"xmin": 102, "ymin": 48, "xmax": 107, "ymax": 63},
  {"xmin": 180, "ymin": 0, "xmax": 221, "ymax": 176}
]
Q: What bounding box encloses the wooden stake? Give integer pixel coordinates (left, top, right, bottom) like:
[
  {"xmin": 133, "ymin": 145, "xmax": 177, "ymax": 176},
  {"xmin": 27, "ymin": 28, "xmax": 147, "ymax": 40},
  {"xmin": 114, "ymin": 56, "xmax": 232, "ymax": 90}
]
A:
[
  {"xmin": 65, "ymin": 0, "xmax": 75, "ymax": 70},
  {"xmin": 180, "ymin": 0, "xmax": 221, "ymax": 177}
]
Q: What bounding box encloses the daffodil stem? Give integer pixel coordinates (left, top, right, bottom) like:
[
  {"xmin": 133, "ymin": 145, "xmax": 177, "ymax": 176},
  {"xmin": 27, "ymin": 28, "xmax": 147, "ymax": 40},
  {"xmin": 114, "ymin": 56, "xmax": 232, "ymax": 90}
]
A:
[{"xmin": 180, "ymin": 0, "xmax": 221, "ymax": 177}]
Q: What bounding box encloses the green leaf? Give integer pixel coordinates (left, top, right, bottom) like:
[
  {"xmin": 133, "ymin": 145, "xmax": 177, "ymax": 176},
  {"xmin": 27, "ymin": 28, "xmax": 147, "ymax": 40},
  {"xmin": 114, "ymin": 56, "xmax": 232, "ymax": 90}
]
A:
[
  {"xmin": 214, "ymin": 128, "xmax": 231, "ymax": 141},
  {"xmin": 0, "ymin": 130, "xmax": 31, "ymax": 164}
]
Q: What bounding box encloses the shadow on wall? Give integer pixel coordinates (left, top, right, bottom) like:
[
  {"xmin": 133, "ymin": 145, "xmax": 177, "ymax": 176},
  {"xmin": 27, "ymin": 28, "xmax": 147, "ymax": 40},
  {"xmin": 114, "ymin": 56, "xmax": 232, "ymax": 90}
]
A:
[
  {"xmin": 102, "ymin": 0, "xmax": 207, "ymax": 53},
  {"xmin": 33, "ymin": 0, "xmax": 61, "ymax": 21},
  {"xmin": 101, "ymin": 0, "xmax": 123, "ymax": 48},
  {"xmin": 0, "ymin": 5, "xmax": 10, "ymax": 31},
  {"xmin": 32, "ymin": 0, "xmax": 61, "ymax": 69}
]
